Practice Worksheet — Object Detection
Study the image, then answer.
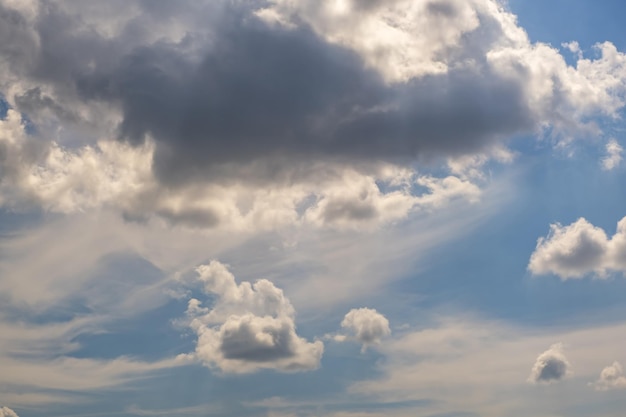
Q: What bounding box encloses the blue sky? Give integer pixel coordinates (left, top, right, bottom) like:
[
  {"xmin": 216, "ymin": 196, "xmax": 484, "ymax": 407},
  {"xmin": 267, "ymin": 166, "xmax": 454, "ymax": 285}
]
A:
[{"xmin": 2, "ymin": 1, "xmax": 626, "ymax": 417}]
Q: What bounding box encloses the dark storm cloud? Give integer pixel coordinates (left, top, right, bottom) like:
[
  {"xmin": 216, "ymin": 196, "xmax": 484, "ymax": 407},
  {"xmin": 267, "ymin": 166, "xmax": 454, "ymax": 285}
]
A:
[
  {"xmin": 76, "ymin": 11, "xmax": 533, "ymax": 185},
  {"xmin": 75, "ymin": 18, "xmax": 390, "ymax": 184},
  {"xmin": 2, "ymin": 1, "xmax": 537, "ymax": 186}
]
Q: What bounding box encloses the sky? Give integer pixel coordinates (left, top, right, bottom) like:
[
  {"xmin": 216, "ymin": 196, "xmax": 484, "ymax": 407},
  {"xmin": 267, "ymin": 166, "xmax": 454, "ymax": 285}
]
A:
[{"xmin": 1, "ymin": 1, "xmax": 626, "ymax": 417}]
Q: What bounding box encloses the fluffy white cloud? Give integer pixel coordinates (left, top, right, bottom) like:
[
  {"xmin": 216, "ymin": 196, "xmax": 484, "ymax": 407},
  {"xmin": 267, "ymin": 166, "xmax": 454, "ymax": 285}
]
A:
[
  {"xmin": 529, "ymin": 216, "xmax": 626, "ymax": 279},
  {"xmin": 0, "ymin": 108, "xmax": 154, "ymax": 213},
  {"xmin": 261, "ymin": 0, "xmax": 626, "ymax": 131},
  {"xmin": 339, "ymin": 308, "xmax": 391, "ymax": 351},
  {"xmin": 590, "ymin": 361, "xmax": 626, "ymax": 391},
  {"xmin": 528, "ymin": 218, "xmax": 609, "ymax": 279},
  {"xmin": 180, "ymin": 261, "xmax": 323, "ymax": 373},
  {"xmin": 258, "ymin": 0, "xmax": 484, "ymax": 82},
  {"xmin": 529, "ymin": 343, "xmax": 571, "ymax": 384},
  {"xmin": 0, "ymin": 407, "xmax": 18, "ymax": 417},
  {"xmin": 602, "ymin": 139, "xmax": 623, "ymax": 171}
]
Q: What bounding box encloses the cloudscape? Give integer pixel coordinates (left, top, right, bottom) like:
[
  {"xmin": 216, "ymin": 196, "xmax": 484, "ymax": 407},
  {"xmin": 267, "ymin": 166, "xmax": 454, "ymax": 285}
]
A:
[{"xmin": 1, "ymin": 1, "xmax": 626, "ymax": 416}]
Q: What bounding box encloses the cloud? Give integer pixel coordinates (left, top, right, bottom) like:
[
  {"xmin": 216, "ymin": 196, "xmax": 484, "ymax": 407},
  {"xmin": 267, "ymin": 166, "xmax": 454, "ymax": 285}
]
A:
[
  {"xmin": 0, "ymin": 407, "xmax": 18, "ymax": 417},
  {"xmin": 0, "ymin": 0, "xmax": 625, "ymax": 199},
  {"xmin": 0, "ymin": 107, "xmax": 482, "ymax": 230},
  {"xmin": 529, "ymin": 343, "xmax": 571, "ymax": 384},
  {"xmin": 180, "ymin": 261, "xmax": 323, "ymax": 373},
  {"xmin": 590, "ymin": 361, "xmax": 626, "ymax": 391},
  {"xmin": 528, "ymin": 218, "xmax": 609, "ymax": 279},
  {"xmin": 528, "ymin": 216, "xmax": 626, "ymax": 279},
  {"xmin": 1, "ymin": 0, "xmax": 625, "ymax": 231},
  {"xmin": 338, "ymin": 308, "xmax": 391, "ymax": 351},
  {"xmin": 602, "ymin": 139, "xmax": 623, "ymax": 170}
]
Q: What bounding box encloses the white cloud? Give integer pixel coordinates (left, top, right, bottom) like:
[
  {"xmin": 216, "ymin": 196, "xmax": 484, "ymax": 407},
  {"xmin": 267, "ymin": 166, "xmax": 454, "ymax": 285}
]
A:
[
  {"xmin": 180, "ymin": 261, "xmax": 323, "ymax": 373},
  {"xmin": 339, "ymin": 308, "xmax": 391, "ymax": 351},
  {"xmin": 528, "ymin": 218, "xmax": 609, "ymax": 279},
  {"xmin": 602, "ymin": 138, "xmax": 623, "ymax": 170},
  {"xmin": 528, "ymin": 216, "xmax": 626, "ymax": 279},
  {"xmin": 590, "ymin": 361, "xmax": 626, "ymax": 391},
  {"xmin": 562, "ymin": 41, "xmax": 583, "ymax": 59},
  {"xmin": 0, "ymin": 407, "xmax": 18, "ymax": 417},
  {"xmin": 529, "ymin": 343, "xmax": 571, "ymax": 384},
  {"xmin": 258, "ymin": 0, "xmax": 483, "ymax": 82},
  {"xmin": 261, "ymin": 0, "xmax": 626, "ymax": 135}
]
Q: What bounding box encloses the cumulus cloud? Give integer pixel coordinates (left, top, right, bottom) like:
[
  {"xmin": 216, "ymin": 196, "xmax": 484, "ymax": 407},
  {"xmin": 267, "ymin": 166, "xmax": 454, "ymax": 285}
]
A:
[
  {"xmin": 338, "ymin": 308, "xmax": 391, "ymax": 351},
  {"xmin": 590, "ymin": 361, "xmax": 626, "ymax": 391},
  {"xmin": 602, "ymin": 139, "xmax": 623, "ymax": 171},
  {"xmin": 0, "ymin": 0, "xmax": 625, "ymax": 231},
  {"xmin": 0, "ymin": 0, "xmax": 625, "ymax": 199},
  {"xmin": 0, "ymin": 407, "xmax": 18, "ymax": 417},
  {"xmin": 529, "ymin": 216, "xmax": 626, "ymax": 279},
  {"xmin": 528, "ymin": 218, "xmax": 610, "ymax": 279},
  {"xmin": 529, "ymin": 343, "xmax": 571, "ymax": 384},
  {"xmin": 179, "ymin": 261, "xmax": 323, "ymax": 373}
]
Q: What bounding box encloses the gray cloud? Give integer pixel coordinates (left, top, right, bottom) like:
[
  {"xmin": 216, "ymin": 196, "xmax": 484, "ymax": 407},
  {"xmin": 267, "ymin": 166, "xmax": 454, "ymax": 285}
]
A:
[
  {"xmin": 2, "ymin": 0, "xmax": 623, "ymax": 191},
  {"xmin": 75, "ymin": 13, "xmax": 533, "ymax": 186},
  {"xmin": 219, "ymin": 316, "xmax": 296, "ymax": 362},
  {"xmin": 529, "ymin": 343, "xmax": 571, "ymax": 383}
]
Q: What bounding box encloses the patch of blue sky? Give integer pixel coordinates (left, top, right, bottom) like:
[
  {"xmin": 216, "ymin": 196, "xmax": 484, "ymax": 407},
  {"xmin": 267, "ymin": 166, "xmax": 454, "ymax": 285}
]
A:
[
  {"xmin": 65, "ymin": 253, "xmax": 189, "ymax": 361},
  {"xmin": 68, "ymin": 298, "xmax": 193, "ymax": 361},
  {"xmin": 510, "ymin": 0, "xmax": 626, "ymax": 51},
  {"xmin": 32, "ymin": 351, "xmax": 394, "ymax": 417},
  {"xmin": 0, "ymin": 94, "xmax": 8, "ymax": 119},
  {"xmin": 0, "ymin": 210, "xmax": 45, "ymax": 237}
]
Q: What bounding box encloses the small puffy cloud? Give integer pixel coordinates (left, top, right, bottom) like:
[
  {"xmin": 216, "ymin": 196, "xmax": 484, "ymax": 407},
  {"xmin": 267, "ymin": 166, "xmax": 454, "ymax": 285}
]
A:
[
  {"xmin": 590, "ymin": 361, "xmax": 626, "ymax": 391},
  {"xmin": 529, "ymin": 216, "xmax": 626, "ymax": 279},
  {"xmin": 529, "ymin": 343, "xmax": 571, "ymax": 384},
  {"xmin": 0, "ymin": 407, "xmax": 18, "ymax": 417},
  {"xmin": 339, "ymin": 308, "xmax": 391, "ymax": 351},
  {"xmin": 528, "ymin": 218, "xmax": 609, "ymax": 279},
  {"xmin": 180, "ymin": 261, "xmax": 323, "ymax": 373},
  {"xmin": 562, "ymin": 41, "xmax": 582, "ymax": 59},
  {"xmin": 602, "ymin": 139, "xmax": 623, "ymax": 171}
]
